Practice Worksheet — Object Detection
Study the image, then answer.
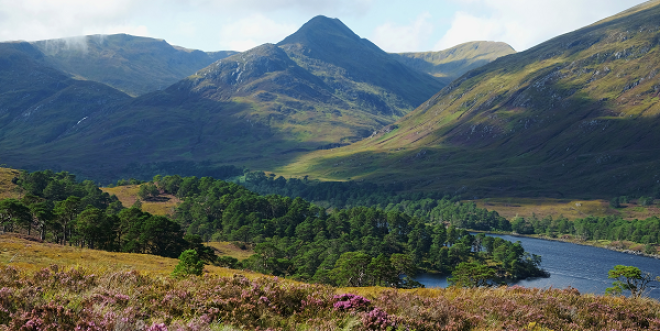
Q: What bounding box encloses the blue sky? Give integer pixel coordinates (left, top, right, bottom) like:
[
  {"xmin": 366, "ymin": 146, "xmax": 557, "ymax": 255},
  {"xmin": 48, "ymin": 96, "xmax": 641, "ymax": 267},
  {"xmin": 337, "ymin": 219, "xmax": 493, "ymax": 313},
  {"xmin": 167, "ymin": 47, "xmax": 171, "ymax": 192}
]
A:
[{"xmin": 0, "ymin": 0, "xmax": 649, "ymax": 53}]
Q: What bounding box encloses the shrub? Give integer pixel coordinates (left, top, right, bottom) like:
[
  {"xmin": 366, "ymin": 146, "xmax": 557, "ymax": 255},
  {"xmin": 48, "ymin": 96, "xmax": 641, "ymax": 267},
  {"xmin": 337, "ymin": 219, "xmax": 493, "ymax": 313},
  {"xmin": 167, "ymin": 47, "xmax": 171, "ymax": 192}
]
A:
[
  {"xmin": 171, "ymin": 249, "xmax": 204, "ymax": 278},
  {"xmin": 217, "ymin": 256, "xmax": 238, "ymax": 268}
]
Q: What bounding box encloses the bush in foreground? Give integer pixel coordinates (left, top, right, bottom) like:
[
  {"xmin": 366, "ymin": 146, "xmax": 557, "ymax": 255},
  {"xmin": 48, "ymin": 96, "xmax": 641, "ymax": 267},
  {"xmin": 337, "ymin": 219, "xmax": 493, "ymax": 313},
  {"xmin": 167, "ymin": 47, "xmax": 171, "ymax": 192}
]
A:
[{"xmin": 171, "ymin": 249, "xmax": 204, "ymax": 278}]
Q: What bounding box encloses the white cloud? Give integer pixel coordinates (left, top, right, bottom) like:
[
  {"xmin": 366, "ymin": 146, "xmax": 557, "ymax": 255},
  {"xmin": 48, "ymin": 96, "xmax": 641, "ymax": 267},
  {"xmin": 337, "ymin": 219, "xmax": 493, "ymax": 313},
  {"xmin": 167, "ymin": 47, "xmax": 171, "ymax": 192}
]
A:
[
  {"xmin": 372, "ymin": 12, "xmax": 434, "ymax": 53},
  {"xmin": 175, "ymin": 21, "xmax": 198, "ymax": 38},
  {"xmin": 435, "ymin": 0, "xmax": 647, "ymax": 51},
  {"xmin": 0, "ymin": 0, "xmax": 148, "ymax": 41},
  {"xmin": 218, "ymin": 14, "xmax": 298, "ymax": 51},
  {"xmin": 187, "ymin": 0, "xmax": 374, "ymax": 17}
]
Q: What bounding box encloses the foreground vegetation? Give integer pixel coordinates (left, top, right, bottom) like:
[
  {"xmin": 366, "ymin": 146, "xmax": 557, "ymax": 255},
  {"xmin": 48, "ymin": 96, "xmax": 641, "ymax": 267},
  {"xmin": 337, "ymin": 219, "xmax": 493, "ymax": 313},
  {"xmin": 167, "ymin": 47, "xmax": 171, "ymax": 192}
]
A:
[{"xmin": 1, "ymin": 235, "xmax": 660, "ymax": 331}]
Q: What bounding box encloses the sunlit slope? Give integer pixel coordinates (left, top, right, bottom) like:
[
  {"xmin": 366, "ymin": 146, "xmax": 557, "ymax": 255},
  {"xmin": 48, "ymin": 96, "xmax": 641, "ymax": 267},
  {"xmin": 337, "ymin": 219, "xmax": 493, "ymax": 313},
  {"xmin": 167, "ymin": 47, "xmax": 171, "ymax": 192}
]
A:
[
  {"xmin": 279, "ymin": 1, "xmax": 660, "ymax": 198},
  {"xmin": 0, "ymin": 235, "xmax": 257, "ymax": 278},
  {"xmin": 32, "ymin": 34, "xmax": 236, "ymax": 96},
  {"xmin": 277, "ymin": 16, "xmax": 445, "ymax": 118},
  {"xmin": 1, "ymin": 16, "xmax": 447, "ymax": 178},
  {"xmin": 0, "ymin": 168, "xmax": 20, "ymax": 199},
  {"xmin": 2, "ymin": 235, "xmax": 660, "ymax": 331},
  {"xmin": 392, "ymin": 41, "xmax": 516, "ymax": 84},
  {"xmin": 101, "ymin": 185, "xmax": 181, "ymax": 216}
]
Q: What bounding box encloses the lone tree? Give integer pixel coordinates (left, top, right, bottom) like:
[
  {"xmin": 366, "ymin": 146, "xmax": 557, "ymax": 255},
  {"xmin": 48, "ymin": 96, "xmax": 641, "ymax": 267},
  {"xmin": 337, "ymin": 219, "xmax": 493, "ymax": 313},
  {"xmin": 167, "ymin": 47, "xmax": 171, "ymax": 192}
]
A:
[
  {"xmin": 171, "ymin": 249, "xmax": 204, "ymax": 278},
  {"xmin": 138, "ymin": 183, "xmax": 160, "ymax": 201},
  {"xmin": 606, "ymin": 265, "xmax": 656, "ymax": 298}
]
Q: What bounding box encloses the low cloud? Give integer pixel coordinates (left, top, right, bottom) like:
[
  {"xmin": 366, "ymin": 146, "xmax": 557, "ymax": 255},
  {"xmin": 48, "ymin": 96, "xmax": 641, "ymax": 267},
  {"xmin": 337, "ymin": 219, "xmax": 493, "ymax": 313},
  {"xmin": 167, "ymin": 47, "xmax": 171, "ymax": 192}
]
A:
[
  {"xmin": 0, "ymin": 0, "xmax": 146, "ymax": 42},
  {"xmin": 38, "ymin": 36, "xmax": 89, "ymax": 55},
  {"xmin": 372, "ymin": 12, "xmax": 433, "ymax": 53},
  {"xmin": 435, "ymin": 0, "xmax": 647, "ymax": 51}
]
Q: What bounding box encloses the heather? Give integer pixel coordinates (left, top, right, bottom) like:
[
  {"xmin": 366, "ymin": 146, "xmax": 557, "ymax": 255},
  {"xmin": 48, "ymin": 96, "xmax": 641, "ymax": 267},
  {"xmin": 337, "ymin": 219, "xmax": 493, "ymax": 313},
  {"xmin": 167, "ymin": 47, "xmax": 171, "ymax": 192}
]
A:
[{"xmin": 1, "ymin": 261, "xmax": 660, "ymax": 330}]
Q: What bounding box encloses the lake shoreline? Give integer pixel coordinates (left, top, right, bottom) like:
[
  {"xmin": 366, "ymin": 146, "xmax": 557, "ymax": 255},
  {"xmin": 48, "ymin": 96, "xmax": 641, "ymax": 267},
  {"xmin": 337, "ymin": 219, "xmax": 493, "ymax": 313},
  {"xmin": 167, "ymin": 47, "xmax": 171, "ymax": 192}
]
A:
[{"xmin": 470, "ymin": 230, "xmax": 660, "ymax": 260}]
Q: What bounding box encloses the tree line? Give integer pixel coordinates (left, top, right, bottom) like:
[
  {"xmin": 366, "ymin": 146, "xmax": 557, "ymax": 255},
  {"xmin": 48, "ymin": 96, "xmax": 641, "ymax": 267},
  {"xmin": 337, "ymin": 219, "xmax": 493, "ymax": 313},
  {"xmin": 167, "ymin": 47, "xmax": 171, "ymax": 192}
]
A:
[
  {"xmin": 2, "ymin": 169, "xmax": 546, "ymax": 287},
  {"xmin": 149, "ymin": 174, "xmax": 545, "ymax": 286},
  {"xmin": 507, "ymin": 214, "xmax": 660, "ymax": 253},
  {"xmin": 1, "ymin": 170, "xmax": 209, "ymax": 259}
]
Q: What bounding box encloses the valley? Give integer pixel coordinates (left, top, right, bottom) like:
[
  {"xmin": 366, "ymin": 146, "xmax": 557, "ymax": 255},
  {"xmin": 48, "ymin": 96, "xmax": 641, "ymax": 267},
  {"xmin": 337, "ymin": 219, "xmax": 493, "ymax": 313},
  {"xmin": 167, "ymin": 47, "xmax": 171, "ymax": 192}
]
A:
[
  {"xmin": 1, "ymin": 1, "xmax": 660, "ymax": 330},
  {"xmin": 276, "ymin": 1, "xmax": 660, "ymax": 199}
]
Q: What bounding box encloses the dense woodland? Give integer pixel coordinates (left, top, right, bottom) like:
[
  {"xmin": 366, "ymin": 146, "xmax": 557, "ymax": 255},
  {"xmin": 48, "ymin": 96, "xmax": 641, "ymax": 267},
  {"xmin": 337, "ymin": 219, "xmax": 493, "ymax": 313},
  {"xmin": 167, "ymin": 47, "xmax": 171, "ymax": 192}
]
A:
[
  {"xmin": 236, "ymin": 172, "xmax": 660, "ymax": 253},
  {"xmin": 509, "ymin": 214, "xmax": 660, "ymax": 253},
  {"xmin": 148, "ymin": 174, "xmax": 546, "ymax": 285},
  {"xmin": 3, "ymin": 169, "xmax": 660, "ymax": 287},
  {"xmin": 1, "ymin": 170, "xmax": 547, "ymax": 287},
  {"xmin": 1, "ymin": 170, "xmax": 209, "ymax": 259}
]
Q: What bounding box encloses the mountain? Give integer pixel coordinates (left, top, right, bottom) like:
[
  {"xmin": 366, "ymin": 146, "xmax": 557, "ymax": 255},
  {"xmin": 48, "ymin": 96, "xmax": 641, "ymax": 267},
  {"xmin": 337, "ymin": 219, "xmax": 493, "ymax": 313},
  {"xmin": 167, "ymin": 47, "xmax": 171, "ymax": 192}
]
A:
[
  {"xmin": 31, "ymin": 34, "xmax": 236, "ymax": 96},
  {"xmin": 278, "ymin": 1, "xmax": 660, "ymax": 198},
  {"xmin": 391, "ymin": 41, "xmax": 516, "ymax": 84},
  {"xmin": 0, "ymin": 42, "xmax": 131, "ymax": 165},
  {"xmin": 277, "ymin": 16, "xmax": 445, "ymax": 117},
  {"xmin": 0, "ymin": 16, "xmax": 456, "ymax": 177}
]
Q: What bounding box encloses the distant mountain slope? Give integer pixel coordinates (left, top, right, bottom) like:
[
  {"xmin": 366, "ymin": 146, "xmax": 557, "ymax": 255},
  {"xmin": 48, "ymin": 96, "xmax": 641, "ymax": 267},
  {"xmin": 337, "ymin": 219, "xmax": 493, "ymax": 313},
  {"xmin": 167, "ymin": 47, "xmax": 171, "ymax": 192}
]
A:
[
  {"xmin": 279, "ymin": 1, "xmax": 660, "ymax": 198},
  {"xmin": 392, "ymin": 41, "xmax": 515, "ymax": 84},
  {"xmin": 0, "ymin": 16, "xmax": 449, "ymax": 178},
  {"xmin": 277, "ymin": 16, "xmax": 445, "ymax": 117},
  {"xmin": 0, "ymin": 42, "xmax": 131, "ymax": 162},
  {"xmin": 31, "ymin": 34, "xmax": 236, "ymax": 96}
]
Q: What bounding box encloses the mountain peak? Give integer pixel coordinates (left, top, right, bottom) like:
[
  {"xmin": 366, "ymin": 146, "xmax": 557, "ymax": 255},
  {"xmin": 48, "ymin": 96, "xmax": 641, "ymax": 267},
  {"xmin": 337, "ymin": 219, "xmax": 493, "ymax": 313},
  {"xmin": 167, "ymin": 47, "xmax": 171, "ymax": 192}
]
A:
[{"xmin": 277, "ymin": 15, "xmax": 363, "ymax": 47}]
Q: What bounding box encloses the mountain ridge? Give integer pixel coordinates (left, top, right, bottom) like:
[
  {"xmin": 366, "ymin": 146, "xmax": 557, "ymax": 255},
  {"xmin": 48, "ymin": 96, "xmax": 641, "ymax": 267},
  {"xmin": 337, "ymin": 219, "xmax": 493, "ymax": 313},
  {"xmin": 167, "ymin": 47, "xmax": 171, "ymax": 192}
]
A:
[
  {"xmin": 277, "ymin": 1, "xmax": 660, "ymax": 198},
  {"xmin": 392, "ymin": 41, "xmax": 516, "ymax": 84},
  {"xmin": 31, "ymin": 34, "xmax": 237, "ymax": 96},
  {"xmin": 0, "ymin": 16, "xmax": 519, "ymax": 181}
]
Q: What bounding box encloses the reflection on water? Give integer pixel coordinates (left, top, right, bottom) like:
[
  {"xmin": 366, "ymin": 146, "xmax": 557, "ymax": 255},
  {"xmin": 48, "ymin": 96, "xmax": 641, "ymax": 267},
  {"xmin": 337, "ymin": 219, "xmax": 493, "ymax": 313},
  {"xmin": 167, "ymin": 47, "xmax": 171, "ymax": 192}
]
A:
[{"xmin": 416, "ymin": 234, "xmax": 660, "ymax": 299}]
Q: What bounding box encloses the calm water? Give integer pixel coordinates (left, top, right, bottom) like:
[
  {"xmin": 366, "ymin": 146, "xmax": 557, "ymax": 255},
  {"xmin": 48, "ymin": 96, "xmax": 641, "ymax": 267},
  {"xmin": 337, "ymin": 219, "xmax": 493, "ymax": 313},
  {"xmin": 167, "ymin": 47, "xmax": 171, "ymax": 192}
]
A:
[{"xmin": 417, "ymin": 234, "xmax": 660, "ymax": 299}]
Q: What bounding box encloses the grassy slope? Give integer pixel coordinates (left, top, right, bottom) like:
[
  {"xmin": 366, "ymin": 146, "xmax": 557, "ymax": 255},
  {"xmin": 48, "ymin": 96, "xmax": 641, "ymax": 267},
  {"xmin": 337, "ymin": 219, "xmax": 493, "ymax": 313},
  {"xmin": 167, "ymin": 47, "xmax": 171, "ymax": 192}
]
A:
[
  {"xmin": 32, "ymin": 34, "xmax": 236, "ymax": 97},
  {"xmin": 205, "ymin": 242, "xmax": 255, "ymax": 261},
  {"xmin": 0, "ymin": 17, "xmax": 446, "ymax": 179},
  {"xmin": 278, "ymin": 1, "xmax": 660, "ymax": 199},
  {"xmin": 1, "ymin": 234, "xmax": 660, "ymax": 330},
  {"xmin": 277, "ymin": 16, "xmax": 446, "ymax": 119},
  {"xmin": 0, "ymin": 168, "xmax": 20, "ymax": 199},
  {"xmin": 469, "ymin": 197, "xmax": 660, "ymax": 221},
  {"xmin": 0, "ymin": 234, "xmax": 254, "ymax": 278},
  {"xmin": 392, "ymin": 41, "xmax": 516, "ymax": 82},
  {"xmin": 0, "ymin": 42, "xmax": 133, "ymax": 171},
  {"xmin": 101, "ymin": 185, "xmax": 181, "ymax": 216}
]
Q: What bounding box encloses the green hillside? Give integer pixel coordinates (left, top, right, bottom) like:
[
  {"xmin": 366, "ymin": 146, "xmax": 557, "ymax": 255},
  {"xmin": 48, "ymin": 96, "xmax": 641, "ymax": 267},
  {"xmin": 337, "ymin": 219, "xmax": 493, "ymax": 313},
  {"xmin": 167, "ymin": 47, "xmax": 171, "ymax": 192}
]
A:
[
  {"xmin": 277, "ymin": 16, "xmax": 445, "ymax": 117},
  {"xmin": 392, "ymin": 41, "xmax": 516, "ymax": 84},
  {"xmin": 278, "ymin": 1, "xmax": 660, "ymax": 199},
  {"xmin": 32, "ymin": 34, "xmax": 236, "ymax": 96},
  {"xmin": 0, "ymin": 16, "xmax": 448, "ymax": 179},
  {"xmin": 0, "ymin": 42, "xmax": 132, "ymax": 158}
]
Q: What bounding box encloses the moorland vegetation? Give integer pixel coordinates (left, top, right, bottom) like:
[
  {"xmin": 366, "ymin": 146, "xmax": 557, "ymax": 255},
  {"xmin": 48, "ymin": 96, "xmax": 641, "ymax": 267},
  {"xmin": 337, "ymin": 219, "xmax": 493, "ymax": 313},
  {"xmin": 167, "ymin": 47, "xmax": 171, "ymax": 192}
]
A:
[{"xmin": 0, "ymin": 236, "xmax": 659, "ymax": 330}]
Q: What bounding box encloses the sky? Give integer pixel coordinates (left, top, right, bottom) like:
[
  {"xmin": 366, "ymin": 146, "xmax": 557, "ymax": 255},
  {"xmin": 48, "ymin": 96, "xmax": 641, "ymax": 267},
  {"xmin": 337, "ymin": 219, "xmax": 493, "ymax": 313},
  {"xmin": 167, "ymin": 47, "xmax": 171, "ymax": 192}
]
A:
[{"xmin": 0, "ymin": 0, "xmax": 649, "ymax": 53}]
